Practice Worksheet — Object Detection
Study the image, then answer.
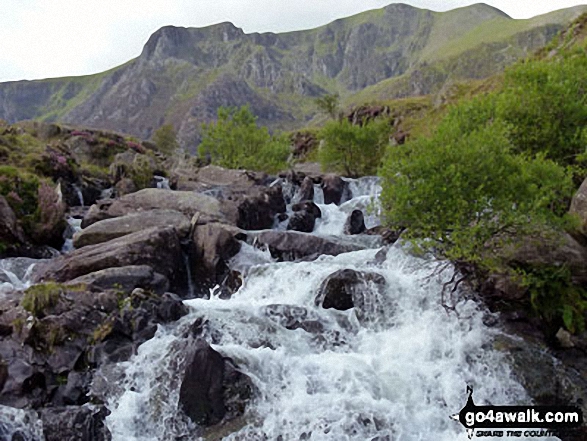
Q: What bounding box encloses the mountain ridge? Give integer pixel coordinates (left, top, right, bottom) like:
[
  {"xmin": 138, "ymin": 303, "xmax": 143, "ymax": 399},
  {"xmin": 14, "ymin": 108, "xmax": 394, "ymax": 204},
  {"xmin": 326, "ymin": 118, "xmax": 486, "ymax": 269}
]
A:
[{"xmin": 0, "ymin": 3, "xmax": 586, "ymax": 150}]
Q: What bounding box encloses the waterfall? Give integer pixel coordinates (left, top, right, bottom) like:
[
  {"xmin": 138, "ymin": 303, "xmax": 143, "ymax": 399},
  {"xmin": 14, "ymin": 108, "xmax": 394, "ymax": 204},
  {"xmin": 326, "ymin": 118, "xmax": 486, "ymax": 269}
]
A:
[
  {"xmin": 155, "ymin": 176, "xmax": 171, "ymax": 190},
  {"xmin": 0, "ymin": 258, "xmax": 42, "ymax": 297},
  {"xmin": 102, "ymin": 176, "xmax": 552, "ymax": 441},
  {"xmin": 61, "ymin": 217, "xmax": 83, "ymax": 254},
  {"xmin": 73, "ymin": 184, "xmax": 85, "ymax": 207}
]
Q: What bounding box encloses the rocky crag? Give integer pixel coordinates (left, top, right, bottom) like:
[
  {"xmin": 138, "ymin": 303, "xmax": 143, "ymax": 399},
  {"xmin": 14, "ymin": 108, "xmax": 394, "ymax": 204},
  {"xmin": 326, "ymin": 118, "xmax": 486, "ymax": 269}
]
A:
[{"xmin": 0, "ymin": 3, "xmax": 586, "ymax": 150}]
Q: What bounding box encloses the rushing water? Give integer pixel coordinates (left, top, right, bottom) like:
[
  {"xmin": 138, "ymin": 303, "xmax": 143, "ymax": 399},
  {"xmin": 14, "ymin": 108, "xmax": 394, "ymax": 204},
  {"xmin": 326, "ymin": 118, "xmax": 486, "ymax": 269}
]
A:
[{"xmin": 101, "ymin": 177, "xmax": 553, "ymax": 441}]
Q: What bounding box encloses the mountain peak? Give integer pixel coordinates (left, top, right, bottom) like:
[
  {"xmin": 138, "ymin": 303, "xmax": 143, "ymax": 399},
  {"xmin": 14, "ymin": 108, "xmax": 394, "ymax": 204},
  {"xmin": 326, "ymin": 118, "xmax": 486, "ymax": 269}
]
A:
[
  {"xmin": 457, "ymin": 3, "xmax": 511, "ymax": 19},
  {"xmin": 141, "ymin": 22, "xmax": 244, "ymax": 61}
]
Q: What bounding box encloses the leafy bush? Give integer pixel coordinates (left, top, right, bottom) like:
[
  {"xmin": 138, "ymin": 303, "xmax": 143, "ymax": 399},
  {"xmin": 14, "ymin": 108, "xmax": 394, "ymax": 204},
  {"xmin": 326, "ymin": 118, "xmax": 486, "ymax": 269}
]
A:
[
  {"xmin": 380, "ymin": 119, "xmax": 573, "ymax": 268},
  {"xmin": 153, "ymin": 124, "xmax": 179, "ymax": 155},
  {"xmin": 199, "ymin": 106, "xmax": 289, "ymax": 173},
  {"xmin": 318, "ymin": 118, "xmax": 390, "ymax": 177}
]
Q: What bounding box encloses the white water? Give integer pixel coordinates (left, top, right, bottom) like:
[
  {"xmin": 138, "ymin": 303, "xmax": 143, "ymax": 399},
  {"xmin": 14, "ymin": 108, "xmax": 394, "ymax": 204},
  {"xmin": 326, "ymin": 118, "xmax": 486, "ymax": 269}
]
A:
[
  {"xmin": 0, "ymin": 258, "xmax": 41, "ymax": 297},
  {"xmin": 103, "ymin": 176, "xmax": 553, "ymax": 441},
  {"xmin": 155, "ymin": 175, "xmax": 171, "ymax": 190},
  {"xmin": 0, "ymin": 406, "xmax": 44, "ymax": 440},
  {"xmin": 61, "ymin": 217, "xmax": 82, "ymax": 254},
  {"xmin": 73, "ymin": 184, "xmax": 85, "ymax": 207}
]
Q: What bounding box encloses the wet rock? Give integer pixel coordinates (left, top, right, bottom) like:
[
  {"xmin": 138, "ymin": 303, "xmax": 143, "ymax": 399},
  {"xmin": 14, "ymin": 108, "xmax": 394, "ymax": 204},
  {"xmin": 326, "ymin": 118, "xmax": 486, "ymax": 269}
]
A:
[
  {"xmin": 73, "ymin": 209, "xmax": 191, "ymax": 248},
  {"xmin": 286, "ymin": 210, "xmax": 316, "ymax": 233},
  {"xmin": 297, "ymin": 176, "xmax": 315, "ymax": 202},
  {"xmin": 66, "ymin": 265, "xmax": 169, "ymax": 295},
  {"xmin": 495, "ymin": 333, "xmax": 587, "ymax": 427},
  {"xmin": 52, "ymin": 371, "xmax": 92, "ymax": 406},
  {"xmin": 39, "ymin": 405, "xmax": 111, "ymax": 441},
  {"xmin": 344, "ymin": 210, "xmax": 366, "ymax": 235},
  {"xmin": 233, "ymin": 184, "xmax": 286, "ymax": 230},
  {"xmin": 82, "ymin": 189, "xmax": 227, "ymax": 228},
  {"xmin": 33, "ymin": 227, "xmax": 184, "ymax": 288},
  {"xmin": 157, "ymin": 292, "xmax": 189, "ymax": 323},
  {"xmin": 321, "ymin": 174, "xmax": 351, "ymax": 205},
  {"xmin": 315, "ymin": 269, "xmax": 387, "ymax": 322},
  {"xmin": 179, "ymin": 340, "xmax": 252, "ymax": 427},
  {"xmin": 250, "ymin": 231, "xmax": 365, "ymax": 262},
  {"xmin": 291, "ymin": 201, "xmax": 321, "ymax": 219},
  {"xmin": 192, "ymin": 223, "xmax": 244, "ymax": 284}
]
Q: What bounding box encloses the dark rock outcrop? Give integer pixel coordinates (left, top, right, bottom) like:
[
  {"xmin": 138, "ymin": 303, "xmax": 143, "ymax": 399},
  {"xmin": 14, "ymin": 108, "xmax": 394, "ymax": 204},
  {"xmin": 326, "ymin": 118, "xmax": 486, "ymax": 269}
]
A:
[
  {"xmin": 191, "ymin": 223, "xmax": 245, "ymax": 284},
  {"xmin": 179, "ymin": 339, "xmax": 252, "ymax": 427},
  {"xmin": 315, "ymin": 269, "xmax": 387, "ymax": 322},
  {"xmin": 250, "ymin": 230, "xmax": 365, "ymax": 261},
  {"xmin": 344, "ymin": 210, "xmax": 366, "ymax": 235},
  {"xmin": 321, "ymin": 174, "xmax": 351, "ymax": 205},
  {"xmin": 287, "ymin": 211, "xmax": 316, "ymax": 233},
  {"xmin": 0, "ymin": 284, "xmax": 187, "ymax": 410},
  {"xmin": 297, "ymin": 176, "xmax": 315, "ymax": 202}
]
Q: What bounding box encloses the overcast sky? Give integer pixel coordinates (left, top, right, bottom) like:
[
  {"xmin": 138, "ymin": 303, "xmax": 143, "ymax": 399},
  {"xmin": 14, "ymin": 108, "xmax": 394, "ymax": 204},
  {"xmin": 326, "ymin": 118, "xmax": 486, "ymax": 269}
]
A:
[{"xmin": 0, "ymin": 0, "xmax": 585, "ymax": 83}]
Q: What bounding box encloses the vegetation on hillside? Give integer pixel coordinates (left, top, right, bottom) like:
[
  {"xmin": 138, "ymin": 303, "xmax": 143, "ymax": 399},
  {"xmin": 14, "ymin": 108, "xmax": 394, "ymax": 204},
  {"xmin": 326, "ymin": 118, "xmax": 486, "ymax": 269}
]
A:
[
  {"xmin": 199, "ymin": 106, "xmax": 290, "ymax": 173},
  {"xmin": 379, "ymin": 15, "xmax": 587, "ymax": 333}
]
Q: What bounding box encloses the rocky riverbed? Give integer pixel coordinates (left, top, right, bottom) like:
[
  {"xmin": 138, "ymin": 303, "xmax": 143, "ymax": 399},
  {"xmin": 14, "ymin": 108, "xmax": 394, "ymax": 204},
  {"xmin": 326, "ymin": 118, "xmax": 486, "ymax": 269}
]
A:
[{"xmin": 0, "ymin": 165, "xmax": 586, "ymax": 440}]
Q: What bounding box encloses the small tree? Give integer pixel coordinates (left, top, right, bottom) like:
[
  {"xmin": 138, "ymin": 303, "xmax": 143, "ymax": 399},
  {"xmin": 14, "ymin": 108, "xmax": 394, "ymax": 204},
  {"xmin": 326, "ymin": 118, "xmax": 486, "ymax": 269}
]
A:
[
  {"xmin": 318, "ymin": 118, "xmax": 389, "ymax": 177},
  {"xmin": 315, "ymin": 93, "xmax": 340, "ymax": 120},
  {"xmin": 199, "ymin": 106, "xmax": 289, "ymax": 173},
  {"xmin": 153, "ymin": 124, "xmax": 179, "ymax": 155}
]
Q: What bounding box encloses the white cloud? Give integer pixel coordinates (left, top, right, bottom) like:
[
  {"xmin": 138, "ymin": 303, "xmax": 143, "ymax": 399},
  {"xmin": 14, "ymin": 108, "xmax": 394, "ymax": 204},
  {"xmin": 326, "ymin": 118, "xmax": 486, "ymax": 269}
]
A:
[{"xmin": 0, "ymin": 0, "xmax": 585, "ymax": 82}]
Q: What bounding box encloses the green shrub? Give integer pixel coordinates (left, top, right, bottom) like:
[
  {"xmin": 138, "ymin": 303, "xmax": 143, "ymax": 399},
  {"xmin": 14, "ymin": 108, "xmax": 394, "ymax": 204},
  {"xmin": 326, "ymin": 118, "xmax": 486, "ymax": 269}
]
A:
[
  {"xmin": 318, "ymin": 118, "xmax": 390, "ymax": 177},
  {"xmin": 153, "ymin": 124, "xmax": 179, "ymax": 155},
  {"xmin": 199, "ymin": 106, "xmax": 289, "ymax": 173},
  {"xmin": 380, "ymin": 119, "xmax": 574, "ymax": 269},
  {"xmin": 517, "ymin": 265, "xmax": 587, "ymax": 334}
]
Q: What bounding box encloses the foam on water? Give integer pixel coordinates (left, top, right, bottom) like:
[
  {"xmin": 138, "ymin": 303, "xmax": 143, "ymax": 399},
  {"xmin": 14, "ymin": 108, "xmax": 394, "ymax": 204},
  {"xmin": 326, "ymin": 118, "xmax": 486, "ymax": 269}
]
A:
[{"xmin": 100, "ymin": 174, "xmax": 557, "ymax": 441}]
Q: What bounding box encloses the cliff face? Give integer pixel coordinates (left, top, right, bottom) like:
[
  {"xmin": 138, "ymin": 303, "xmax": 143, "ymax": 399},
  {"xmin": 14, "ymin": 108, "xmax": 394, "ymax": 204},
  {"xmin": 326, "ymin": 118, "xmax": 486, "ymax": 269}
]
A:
[{"xmin": 0, "ymin": 3, "xmax": 585, "ymax": 150}]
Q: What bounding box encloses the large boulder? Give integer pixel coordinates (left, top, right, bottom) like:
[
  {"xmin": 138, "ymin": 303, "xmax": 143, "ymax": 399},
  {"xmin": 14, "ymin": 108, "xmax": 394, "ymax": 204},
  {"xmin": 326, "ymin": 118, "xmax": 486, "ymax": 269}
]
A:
[
  {"xmin": 286, "ymin": 211, "xmax": 316, "ymax": 233},
  {"xmin": 315, "ymin": 269, "xmax": 387, "ymax": 323},
  {"xmin": 74, "ymin": 209, "xmax": 191, "ymax": 248},
  {"xmin": 178, "ymin": 339, "xmax": 252, "ymax": 427},
  {"xmin": 33, "ymin": 227, "xmax": 184, "ymax": 287},
  {"xmin": 82, "ymin": 189, "xmax": 228, "ymax": 228},
  {"xmin": 65, "ymin": 265, "xmax": 169, "ymax": 295},
  {"xmin": 232, "ymin": 185, "xmax": 286, "ymax": 230},
  {"xmin": 504, "ymin": 232, "xmax": 587, "ymax": 286},
  {"xmin": 570, "ymin": 177, "xmax": 587, "ymax": 236},
  {"xmin": 297, "ymin": 176, "xmax": 315, "ymax": 202},
  {"xmin": 250, "ymin": 231, "xmax": 366, "ymax": 262},
  {"xmin": 343, "ymin": 210, "xmax": 366, "ymax": 235},
  {"xmin": 191, "ymin": 223, "xmax": 245, "ymax": 283},
  {"xmin": 321, "ymin": 174, "xmax": 351, "ymax": 205}
]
